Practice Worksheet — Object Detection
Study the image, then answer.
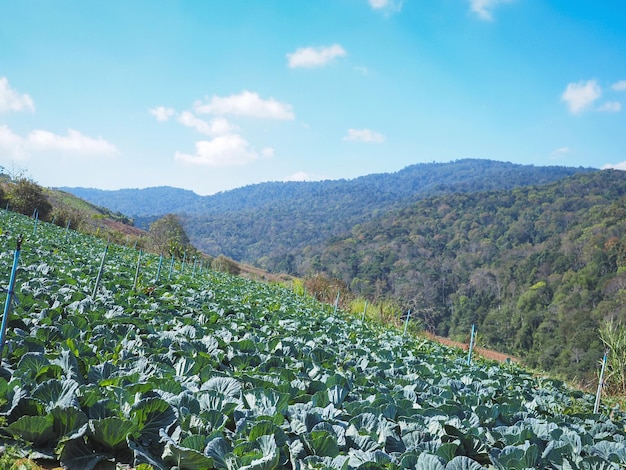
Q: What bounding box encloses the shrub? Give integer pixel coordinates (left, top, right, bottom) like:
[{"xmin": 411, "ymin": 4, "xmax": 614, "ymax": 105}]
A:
[
  {"xmin": 211, "ymin": 255, "xmax": 241, "ymax": 275},
  {"xmin": 6, "ymin": 178, "xmax": 52, "ymax": 220}
]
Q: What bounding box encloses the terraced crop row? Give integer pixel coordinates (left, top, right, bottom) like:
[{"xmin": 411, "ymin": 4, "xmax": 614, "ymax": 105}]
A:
[{"xmin": 0, "ymin": 210, "xmax": 625, "ymax": 469}]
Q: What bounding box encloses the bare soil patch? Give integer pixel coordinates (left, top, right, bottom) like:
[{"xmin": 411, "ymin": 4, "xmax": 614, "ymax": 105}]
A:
[{"xmin": 423, "ymin": 332, "xmax": 520, "ymax": 363}]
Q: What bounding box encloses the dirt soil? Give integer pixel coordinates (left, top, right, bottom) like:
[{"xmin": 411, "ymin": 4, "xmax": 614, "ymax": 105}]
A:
[{"xmin": 423, "ymin": 332, "xmax": 520, "ymax": 363}]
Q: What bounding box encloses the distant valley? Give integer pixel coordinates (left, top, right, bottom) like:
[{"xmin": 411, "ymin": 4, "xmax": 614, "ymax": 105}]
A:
[
  {"xmin": 63, "ymin": 158, "xmax": 626, "ymax": 382},
  {"xmin": 62, "ymin": 159, "xmax": 593, "ymax": 264}
]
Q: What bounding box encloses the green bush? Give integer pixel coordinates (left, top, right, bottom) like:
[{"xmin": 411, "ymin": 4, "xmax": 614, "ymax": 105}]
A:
[{"xmin": 6, "ymin": 178, "xmax": 52, "ymax": 220}]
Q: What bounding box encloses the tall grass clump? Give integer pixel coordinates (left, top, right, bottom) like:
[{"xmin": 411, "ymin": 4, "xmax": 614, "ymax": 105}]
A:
[
  {"xmin": 599, "ymin": 319, "xmax": 626, "ymax": 395},
  {"xmin": 349, "ymin": 297, "xmax": 408, "ymax": 329}
]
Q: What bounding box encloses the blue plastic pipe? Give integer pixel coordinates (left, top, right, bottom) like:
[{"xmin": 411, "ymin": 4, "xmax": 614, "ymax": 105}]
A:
[
  {"xmin": 155, "ymin": 254, "xmax": 163, "ymax": 282},
  {"xmin": 92, "ymin": 244, "xmax": 109, "ymax": 298},
  {"xmin": 594, "ymin": 349, "xmax": 609, "ymax": 414},
  {"xmin": 467, "ymin": 324, "xmax": 476, "ymax": 365},
  {"xmin": 132, "ymin": 250, "xmax": 142, "ymax": 291},
  {"xmin": 32, "ymin": 209, "xmax": 39, "ymax": 235},
  {"xmin": 403, "ymin": 309, "xmax": 412, "ymax": 336},
  {"xmin": 168, "ymin": 254, "xmax": 175, "ymax": 280},
  {"xmin": 0, "ymin": 236, "xmax": 23, "ymax": 361}
]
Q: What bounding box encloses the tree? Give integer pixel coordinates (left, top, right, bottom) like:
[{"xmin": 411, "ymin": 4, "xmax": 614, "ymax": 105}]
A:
[
  {"xmin": 148, "ymin": 214, "xmax": 192, "ymax": 259},
  {"xmin": 7, "ymin": 178, "xmax": 52, "ymax": 220}
]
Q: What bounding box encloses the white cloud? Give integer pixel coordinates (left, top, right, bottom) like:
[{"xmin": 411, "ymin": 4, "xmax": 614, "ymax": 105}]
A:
[
  {"xmin": 194, "ymin": 91, "xmax": 294, "ymax": 120},
  {"xmin": 284, "ymin": 171, "xmax": 311, "ymax": 182},
  {"xmin": 603, "ymin": 161, "xmax": 626, "ymax": 171},
  {"xmin": 343, "ymin": 128, "xmax": 385, "ymax": 143},
  {"xmin": 287, "ymin": 44, "xmax": 347, "ymax": 69},
  {"xmin": 612, "ymin": 80, "xmax": 626, "ymax": 91},
  {"xmin": 368, "ymin": 0, "xmax": 404, "ymax": 14},
  {"xmin": 0, "ymin": 125, "xmax": 118, "ymax": 158},
  {"xmin": 175, "ymin": 134, "xmax": 259, "ymax": 167},
  {"xmin": 0, "ymin": 125, "xmax": 27, "ymax": 159},
  {"xmin": 561, "ymin": 80, "xmax": 602, "ymax": 114},
  {"xmin": 550, "ymin": 147, "xmax": 571, "ymax": 160},
  {"xmin": 0, "ymin": 77, "xmax": 35, "ymax": 113},
  {"xmin": 149, "ymin": 106, "xmax": 174, "ymax": 122},
  {"xmin": 177, "ymin": 111, "xmax": 237, "ymax": 136},
  {"xmin": 28, "ymin": 129, "xmax": 118, "ymax": 154},
  {"xmin": 598, "ymin": 101, "xmax": 622, "ymax": 113},
  {"xmin": 469, "ymin": 0, "xmax": 512, "ymax": 21},
  {"xmin": 261, "ymin": 147, "xmax": 275, "ymax": 158}
]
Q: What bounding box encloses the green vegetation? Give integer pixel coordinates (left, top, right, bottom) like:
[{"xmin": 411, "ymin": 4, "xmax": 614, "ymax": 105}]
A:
[
  {"xmin": 63, "ymin": 159, "xmax": 593, "ymax": 264},
  {"xmin": 599, "ymin": 320, "xmax": 626, "ymax": 395},
  {"xmin": 46, "ymin": 187, "xmax": 133, "ymax": 226},
  {"xmin": 5, "ymin": 178, "xmax": 52, "ymax": 220},
  {"xmin": 0, "ymin": 170, "xmax": 142, "ymax": 250},
  {"xmin": 60, "ymin": 162, "xmax": 626, "ymax": 384},
  {"xmin": 211, "ymin": 254, "xmax": 242, "ymax": 275},
  {"xmin": 297, "ymin": 274, "xmax": 407, "ymax": 330},
  {"xmin": 0, "ymin": 170, "xmax": 209, "ymax": 270},
  {"xmin": 286, "ymin": 170, "xmax": 626, "ymax": 384},
  {"xmin": 148, "ymin": 214, "xmax": 195, "ymax": 259},
  {"xmin": 1, "ymin": 208, "xmax": 626, "ymax": 468}
]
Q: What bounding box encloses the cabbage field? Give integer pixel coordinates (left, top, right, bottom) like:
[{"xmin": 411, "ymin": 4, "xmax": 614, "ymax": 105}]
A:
[{"xmin": 1, "ymin": 209, "xmax": 626, "ymax": 469}]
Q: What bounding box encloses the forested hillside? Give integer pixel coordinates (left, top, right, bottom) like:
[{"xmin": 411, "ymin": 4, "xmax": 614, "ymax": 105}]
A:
[
  {"xmin": 286, "ymin": 169, "xmax": 626, "ymax": 383},
  {"xmin": 60, "ymin": 161, "xmax": 622, "ymax": 381},
  {"xmin": 62, "ymin": 159, "xmax": 593, "ymax": 264},
  {"xmin": 2, "ymin": 209, "xmax": 624, "ymax": 469},
  {"xmin": 63, "ymin": 186, "xmax": 203, "ymax": 217}
]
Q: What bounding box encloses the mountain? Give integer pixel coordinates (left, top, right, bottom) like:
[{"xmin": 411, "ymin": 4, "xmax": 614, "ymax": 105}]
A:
[
  {"xmin": 59, "ymin": 159, "xmax": 624, "ymax": 381},
  {"xmin": 60, "ymin": 186, "xmax": 202, "ymax": 217},
  {"xmin": 62, "ymin": 159, "xmax": 594, "ymax": 264},
  {"xmin": 288, "ymin": 169, "xmax": 626, "ymax": 382}
]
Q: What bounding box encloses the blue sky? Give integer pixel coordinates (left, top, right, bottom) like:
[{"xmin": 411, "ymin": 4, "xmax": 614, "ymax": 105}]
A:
[{"xmin": 1, "ymin": 0, "xmax": 625, "ymax": 195}]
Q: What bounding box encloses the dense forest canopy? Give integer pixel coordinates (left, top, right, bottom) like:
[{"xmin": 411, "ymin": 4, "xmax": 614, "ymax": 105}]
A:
[
  {"xmin": 63, "ymin": 159, "xmax": 594, "ymax": 265},
  {"xmin": 62, "ymin": 159, "xmax": 621, "ymax": 381},
  {"xmin": 286, "ymin": 170, "xmax": 626, "ymax": 383}
]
